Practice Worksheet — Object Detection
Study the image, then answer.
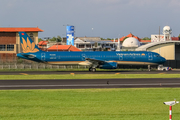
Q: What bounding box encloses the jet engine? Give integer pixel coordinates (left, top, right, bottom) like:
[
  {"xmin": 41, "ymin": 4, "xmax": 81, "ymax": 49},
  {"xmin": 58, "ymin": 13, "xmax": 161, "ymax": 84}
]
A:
[{"xmin": 99, "ymin": 62, "xmax": 117, "ymax": 69}]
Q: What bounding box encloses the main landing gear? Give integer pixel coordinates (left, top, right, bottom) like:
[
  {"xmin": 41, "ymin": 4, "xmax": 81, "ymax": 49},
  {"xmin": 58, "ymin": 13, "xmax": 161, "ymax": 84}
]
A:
[
  {"xmin": 89, "ymin": 67, "xmax": 96, "ymax": 72},
  {"xmin": 148, "ymin": 65, "xmax": 151, "ymax": 71}
]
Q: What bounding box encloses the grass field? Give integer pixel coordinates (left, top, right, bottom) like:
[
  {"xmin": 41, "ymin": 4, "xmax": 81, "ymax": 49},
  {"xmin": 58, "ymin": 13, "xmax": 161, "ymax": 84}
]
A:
[
  {"xmin": 0, "ymin": 88, "xmax": 180, "ymax": 120},
  {"xmin": 0, "ymin": 74, "xmax": 180, "ymax": 80}
]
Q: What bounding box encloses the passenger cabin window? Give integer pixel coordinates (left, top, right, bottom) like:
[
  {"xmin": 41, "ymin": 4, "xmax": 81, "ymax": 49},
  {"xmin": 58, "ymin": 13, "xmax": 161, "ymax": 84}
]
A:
[{"xmin": 154, "ymin": 55, "xmax": 160, "ymax": 57}]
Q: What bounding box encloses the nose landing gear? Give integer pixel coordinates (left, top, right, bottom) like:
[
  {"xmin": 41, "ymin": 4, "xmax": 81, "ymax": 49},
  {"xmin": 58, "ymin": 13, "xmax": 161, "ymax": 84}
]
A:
[
  {"xmin": 89, "ymin": 67, "xmax": 96, "ymax": 72},
  {"xmin": 148, "ymin": 65, "xmax": 151, "ymax": 71}
]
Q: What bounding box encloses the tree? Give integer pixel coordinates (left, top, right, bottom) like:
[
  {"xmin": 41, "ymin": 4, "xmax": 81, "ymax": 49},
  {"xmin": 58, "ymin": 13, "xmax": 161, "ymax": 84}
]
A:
[
  {"xmin": 178, "ymin": 34, "xmax": 180, "ymax": 38},
  {"xmin": 106, "ymin": 38, "xmax": 112, "ymax": 40},
  {"xmin": 38, "ymin": 38, "xmax": 43, "ymax": 42},
  {"xmin": 49, "ymin": 36, "xmax": 62, "ymax": 42},
  {"xmin": 57, "ymin": 36, "xmax": 62, "ymax": 42},
  {"xmin": 49, "ymin": 37, "xmax": 56, "ymax": 41},
  {"xmin": 142, "ymin": 37, "xmax": 151, "ymax": 40}
]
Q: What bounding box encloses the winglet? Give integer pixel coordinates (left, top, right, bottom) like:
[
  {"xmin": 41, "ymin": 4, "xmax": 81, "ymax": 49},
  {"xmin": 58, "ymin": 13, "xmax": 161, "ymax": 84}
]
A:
[{"xmin": 19, "ymin": 32, "xmax": 41, "ymax": 53}]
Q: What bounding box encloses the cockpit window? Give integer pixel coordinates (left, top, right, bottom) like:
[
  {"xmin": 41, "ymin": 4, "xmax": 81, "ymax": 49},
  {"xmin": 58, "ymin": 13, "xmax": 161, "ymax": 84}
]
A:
[{"xmin": 154, "ymin": 55, "xmax": 160, "ymax": 57}]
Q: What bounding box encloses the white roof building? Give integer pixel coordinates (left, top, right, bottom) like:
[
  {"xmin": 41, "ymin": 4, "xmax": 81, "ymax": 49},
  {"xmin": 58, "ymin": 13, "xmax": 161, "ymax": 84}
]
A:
[{"xmin": 122, "ymin": 37, "xmax": 140, "ymax": 47}]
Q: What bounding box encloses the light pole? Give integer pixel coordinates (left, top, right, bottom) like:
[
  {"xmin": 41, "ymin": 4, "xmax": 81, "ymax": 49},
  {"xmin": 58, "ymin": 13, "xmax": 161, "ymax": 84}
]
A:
[
  {"xmin": 92, "ymin": 28, "xmax": 93, "ymax": 36},
  {"xmin": 163, "ymin": 100, "xmax": 179, "ymax": 120}
]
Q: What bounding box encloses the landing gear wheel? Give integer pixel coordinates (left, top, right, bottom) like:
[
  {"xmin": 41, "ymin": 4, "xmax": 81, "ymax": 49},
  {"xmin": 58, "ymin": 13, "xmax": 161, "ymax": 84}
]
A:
[
  {"xmin": 92, "ymin": 68, "xmax": 96, "ymax": 72},
  {"xmin": 89, "ymin": 67, "xmax": 96, "ymax": 72}
]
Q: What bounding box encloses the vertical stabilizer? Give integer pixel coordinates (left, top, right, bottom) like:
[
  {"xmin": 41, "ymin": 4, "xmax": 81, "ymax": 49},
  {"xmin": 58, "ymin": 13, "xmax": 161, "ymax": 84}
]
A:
[{"xmin": 19, "ymin": 32, "xmax": 41, "ymax": 53}]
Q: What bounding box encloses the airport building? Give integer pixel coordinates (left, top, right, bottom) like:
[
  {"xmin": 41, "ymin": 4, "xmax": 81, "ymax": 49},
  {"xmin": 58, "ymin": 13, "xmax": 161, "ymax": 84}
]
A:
[
  {"xmin": 74, "ymin": 37, "xmax": 116, "ymax": 51},
  {"xmin": 136, "ymin": 26, "xmax": 180, "ymax": 68},
  {"xmin": 73, "ymin": 33, "xmax": 150, "ymax": 51},
  {"xmin": 136, "ymin": 41, "xmax": 180, "ymax": 68},
  {"xmin": 0, "ymin": 27, "xmax": 43, "ymax": 61},
  {"xmin": 113, "ymin": 33, "xmax": 151, "ymax": 51},
  {"xmin": 151, "ymin": 26, "xmax": 172, "ymax": 42},
  {"xmin": 47, "ymin": 45, "xmax": 81, "ymax": 51}
]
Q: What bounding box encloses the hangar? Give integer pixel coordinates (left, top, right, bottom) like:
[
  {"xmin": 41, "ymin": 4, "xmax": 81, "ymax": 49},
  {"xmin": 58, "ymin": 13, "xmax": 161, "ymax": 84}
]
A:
[
  {"xmin": 136, "ymin": 41, "xmax": 180, "ymax": 68},
  {"xmin": 0, "ymin": 27, "xmax": 43, "ymax": 61}
]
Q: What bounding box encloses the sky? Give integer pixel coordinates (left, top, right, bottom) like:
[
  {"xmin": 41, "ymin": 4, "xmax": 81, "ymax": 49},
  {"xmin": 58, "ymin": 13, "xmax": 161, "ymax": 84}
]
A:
[{"xmin": 0, "ymin": 0, "xmax": 180, "ymax": 39}]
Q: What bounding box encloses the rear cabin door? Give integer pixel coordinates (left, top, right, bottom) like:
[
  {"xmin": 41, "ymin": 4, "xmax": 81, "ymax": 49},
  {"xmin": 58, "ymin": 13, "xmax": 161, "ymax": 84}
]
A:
[
  {"xmin": 119, "ymin": 54, "xmax": 123, "ymax": 60},
  {"xmin": 41, "ymin": 53, "xmax": 46, "ymax": 61},
  {"xmin": 81, "ymin": 54, "xmax": 86, "ymax": 61}
]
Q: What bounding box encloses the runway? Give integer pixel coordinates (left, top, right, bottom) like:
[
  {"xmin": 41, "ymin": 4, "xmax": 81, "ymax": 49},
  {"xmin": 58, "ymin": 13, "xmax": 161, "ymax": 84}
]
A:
[
  {"xmin": 0, "ymin": 70, "xmax": 180, "ymax": 75},
  {"xmin": 0, "ymin": 78, "xmax": 180, "ymax": 89}
]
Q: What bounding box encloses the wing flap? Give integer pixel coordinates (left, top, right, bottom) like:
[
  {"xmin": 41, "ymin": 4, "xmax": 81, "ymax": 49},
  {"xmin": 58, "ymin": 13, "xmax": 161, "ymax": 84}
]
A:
[{"xmin": 85, "ymin": 58, "xmax": 105, "ymax": 63}]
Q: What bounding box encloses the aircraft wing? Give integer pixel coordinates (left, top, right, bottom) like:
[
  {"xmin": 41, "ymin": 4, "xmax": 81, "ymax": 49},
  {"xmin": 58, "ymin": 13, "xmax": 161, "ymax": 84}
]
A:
[
  {"xmin": 85, "ymin": 58, "xmax": 118, "ymax": 70},
  {"xmin": 85, "ymin": 58, "xmax": 105, "ymax": 64}
]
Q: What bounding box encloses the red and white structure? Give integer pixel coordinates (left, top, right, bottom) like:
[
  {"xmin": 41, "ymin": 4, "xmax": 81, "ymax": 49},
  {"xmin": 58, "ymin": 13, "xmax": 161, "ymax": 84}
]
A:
[
  {"xmin": 163, "ymin": 100, "xmax": 179, "ymax": 120},
  {"xmin": 169, "ymin": 106, "xmax": 172, "ymax": 120}
]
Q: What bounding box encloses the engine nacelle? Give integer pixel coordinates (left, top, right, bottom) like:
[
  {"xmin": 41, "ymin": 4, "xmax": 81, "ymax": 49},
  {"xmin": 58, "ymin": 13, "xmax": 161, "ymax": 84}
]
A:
[{"xmin": 99, "ymin": 62, "xmax": 117, "ymax": 69}]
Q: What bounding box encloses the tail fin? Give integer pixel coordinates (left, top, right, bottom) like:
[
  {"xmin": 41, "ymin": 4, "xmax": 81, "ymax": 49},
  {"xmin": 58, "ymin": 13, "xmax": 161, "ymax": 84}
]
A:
[{"xmin": 19, "ymin": 32, "xmax": 41, "ymax": 53}]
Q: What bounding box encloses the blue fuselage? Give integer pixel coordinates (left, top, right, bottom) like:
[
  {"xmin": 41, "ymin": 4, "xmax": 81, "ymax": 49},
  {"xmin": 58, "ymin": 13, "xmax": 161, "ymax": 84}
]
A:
[{"xmin": 17, "ymin": 51, "xmax": 166, "ymax": 65}]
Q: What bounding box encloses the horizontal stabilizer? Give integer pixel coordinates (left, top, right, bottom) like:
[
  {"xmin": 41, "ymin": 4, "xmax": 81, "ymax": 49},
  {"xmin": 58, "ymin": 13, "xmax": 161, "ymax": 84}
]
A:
[{"xmin": 20, "ymin": 54, "xmax": 36, "ymax": 59}]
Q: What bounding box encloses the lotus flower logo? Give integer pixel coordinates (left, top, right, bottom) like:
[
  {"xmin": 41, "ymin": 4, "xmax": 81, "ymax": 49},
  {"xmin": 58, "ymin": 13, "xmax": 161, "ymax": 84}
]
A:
[
  {"xmin": 21, "ymin": 37, "xmax": 39, "ymax": 53},
  {"xmin": 141, "ymin": 53, "xmax": 145, "ymax": 56}
]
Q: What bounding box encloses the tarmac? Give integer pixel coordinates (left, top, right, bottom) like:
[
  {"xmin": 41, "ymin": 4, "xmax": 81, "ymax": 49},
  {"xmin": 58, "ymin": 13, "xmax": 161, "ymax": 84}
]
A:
[
  {"xmin": 0, "ymin": 70, "xmax": 180, "ymax": 89},
  {"xmin": 0, "ymin": 78, "xmax": 180, "ymax": 89}
]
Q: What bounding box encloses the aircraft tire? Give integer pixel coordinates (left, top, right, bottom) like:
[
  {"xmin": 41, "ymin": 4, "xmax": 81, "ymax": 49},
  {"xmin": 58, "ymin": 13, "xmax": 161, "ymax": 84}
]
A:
[
  {"xmin": 89, "ymin": 67, "xmax": 92, "ymax": 72},
  {"xmin": 92, "ymin": 68, "xmax": 96, "ymax": 72}
]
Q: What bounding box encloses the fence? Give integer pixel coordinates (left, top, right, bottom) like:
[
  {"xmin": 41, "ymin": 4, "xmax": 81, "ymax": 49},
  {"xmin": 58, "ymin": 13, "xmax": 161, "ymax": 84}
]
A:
[
  {"xmin": 0, "ymin": 56, "xmax": 89, "ymax": 70},
  {"xmin": 0, "ymin": 64, "xmax": 89, "ymax": 70}
]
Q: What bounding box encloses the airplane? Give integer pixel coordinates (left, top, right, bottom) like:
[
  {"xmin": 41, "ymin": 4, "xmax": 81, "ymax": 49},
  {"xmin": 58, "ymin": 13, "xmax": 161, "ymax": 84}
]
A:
[{"xmin": 17, "ymin": 32, "xmax": 166, "ymax": 72}]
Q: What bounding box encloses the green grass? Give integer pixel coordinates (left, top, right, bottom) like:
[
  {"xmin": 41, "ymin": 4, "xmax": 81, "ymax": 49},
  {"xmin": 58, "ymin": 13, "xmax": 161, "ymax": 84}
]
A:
[
  {"xmin": 0, "ymin": 88, "xmax": 180, "ymax": 120},
  {"xmin": 0, "ymin": 74, "xmax": 180, "ymax": 80}
]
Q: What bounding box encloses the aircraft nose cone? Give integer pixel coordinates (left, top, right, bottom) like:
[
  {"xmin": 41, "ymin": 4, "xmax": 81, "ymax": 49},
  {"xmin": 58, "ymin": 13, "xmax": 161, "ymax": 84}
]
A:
[{"xmin": 161, "ymin": 57, "xmax": 166, "ymax": 63}]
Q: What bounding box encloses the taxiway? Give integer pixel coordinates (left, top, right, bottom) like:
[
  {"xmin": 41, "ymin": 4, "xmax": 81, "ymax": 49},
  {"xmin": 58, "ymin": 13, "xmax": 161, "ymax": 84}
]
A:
[{"xmin": 0, "ymin": 78, "xmax": 180, "ymax": 89}]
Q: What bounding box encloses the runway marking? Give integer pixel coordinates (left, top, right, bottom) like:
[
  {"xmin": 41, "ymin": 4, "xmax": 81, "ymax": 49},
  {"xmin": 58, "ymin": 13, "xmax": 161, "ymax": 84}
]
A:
[
  {"xmin": 115, "ymin": 73, "xmax": 121, "ymax": 74},
  {"xmin": 0, "ymin": 83, "xmax": 180, "ymax": 88},
  {"xmin": 20, "ymin": 73, "xmax": 28, "ymax": 75},
  {"xmin": 70, "ymin": 73, "xmax": 75, "ymax": 76}
]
